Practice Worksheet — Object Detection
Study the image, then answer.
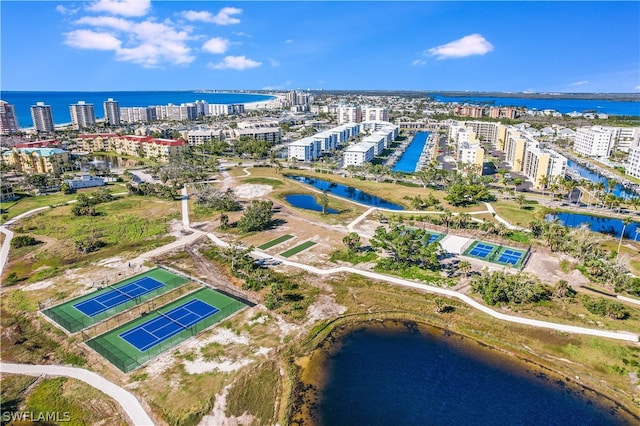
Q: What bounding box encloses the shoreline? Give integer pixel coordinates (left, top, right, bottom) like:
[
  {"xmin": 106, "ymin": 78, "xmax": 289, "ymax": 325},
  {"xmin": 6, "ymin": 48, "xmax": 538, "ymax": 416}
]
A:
[{"xmin": 287, "ymin": 314, "xmax": 640, "ymax": 425}]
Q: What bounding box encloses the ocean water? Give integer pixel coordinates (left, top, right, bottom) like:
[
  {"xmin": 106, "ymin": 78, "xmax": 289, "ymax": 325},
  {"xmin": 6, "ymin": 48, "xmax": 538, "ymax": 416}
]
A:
[
  {"xmin": 432, "ymin": 95, "xmax": 640, "ymax": 116},
  {"xmin": 1, "ymin": 91, "xmax": 276, "ymax": 127},
  {"xmin": 316, "ymin": 324, "xmax": 634, "ymax": 425}
]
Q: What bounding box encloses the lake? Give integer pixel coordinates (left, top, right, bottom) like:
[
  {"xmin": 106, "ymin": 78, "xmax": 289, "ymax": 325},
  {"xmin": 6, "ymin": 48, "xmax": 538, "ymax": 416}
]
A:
[
  {"xmin": 545, "ymin": 211, "xmax": 640, "ymax": 240},
  {"xmin": 308, "ymin": 321, "xmax": 635, "ymax": 425},
  {"xmin": 285, "ymin": 194, "xmax": 339, "ymax": 214},
  {"xmin": 392, "ymin": 131, "xmax": 430, "ymax": 173},
  {"xmin": 285, "ymin": 175, "xmax": 404, "ymax": 210}
]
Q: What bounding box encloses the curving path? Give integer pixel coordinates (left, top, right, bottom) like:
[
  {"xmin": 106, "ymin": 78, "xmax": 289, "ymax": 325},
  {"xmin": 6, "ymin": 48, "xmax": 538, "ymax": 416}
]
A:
[{"xmin": 0, "ymin": 362, "xmax": 155, "ymax": 425}]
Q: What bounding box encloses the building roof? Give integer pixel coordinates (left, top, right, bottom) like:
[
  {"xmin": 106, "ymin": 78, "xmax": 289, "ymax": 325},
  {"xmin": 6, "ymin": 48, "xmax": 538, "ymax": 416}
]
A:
[{"xmin": 9, "ymin": 148, "xmax": 67, "ymax": 157}]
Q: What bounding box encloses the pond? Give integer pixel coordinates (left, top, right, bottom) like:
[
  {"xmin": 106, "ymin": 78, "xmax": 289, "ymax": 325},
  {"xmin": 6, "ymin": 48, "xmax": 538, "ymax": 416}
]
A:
[
  {"xmin": 309, "ymin": 322, "xmax": 635, "ymax": 425},
  {"xmin": 545, "ymin": 211, "xmax": 640, "ymax": 240},
  {"xmin": 284, "ymin": 194, "xmax": 339, "ymax": 214},
  {"xmin": 285, "ymin": 175, "xmax": 404, "ymax": 210}
]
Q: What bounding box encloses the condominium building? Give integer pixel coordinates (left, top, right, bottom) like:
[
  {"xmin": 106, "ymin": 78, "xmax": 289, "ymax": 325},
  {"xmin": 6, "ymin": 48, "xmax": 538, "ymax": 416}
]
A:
[
  {"xmin": 1, "ymin": 147, "xmax": 69, "ymax": 174},
  {"xmin": 503, "ymin": 129, "xmax": 528, "ymax": 171},
  {"xmin": 362, "ymin": 106, "xmax": 389, "ymax": 122},
  {"xmin": 457, "ymin": 143, "xmax": 484, "ymax": 169},
  {"xmin": 337, "ymin": 106, "xmax": 362, "ymax": 124},
  {"xmin": 155, "ymin": 104, "xmax": 197, "ymax": 121},
  {"xmin": 30, "ymin": 102, "xmax": 55, "ymax": 133},
  {"xmin": 75, "ymin": 134, "xmax": 186, "ymax": 161},
  {"xmin": 343, "ymin": 142, "xmax": 375, "ymax": 167},
  {"xmin": 598, "ymin": 126, "xmax": 640, "ymax": 153},
  {"xmin": 69, "ymin": 101, "xmax": 96, "ymax": 130},
  {"xmin": 103, "ymin": 98, "xmax": 121, "ymax": 126},
  {"xmin": 208, "ymin": 104, "xmax": 245, "ymax": 116},
  {"xmin": 187, "ymin": 128, "xmax": 224, "ymax": 146},
  {"xmin": 120, "ymin": 107, "xmax": 157, "ymax": 123},
  {"xmin": 231, "ymin": 127, "xmax": 281, "ymax": 145},
  {"xmin": 288, "ymin": 138, "xmax": 321, "ymax": 162},
  {"xmin": 627, "ymin": 147, "xmax": 640, "ymax": 179},
  {"xmin": 0, "ymin": 100, "xmax": 19, "ymax": 134},
  {"xmin": 522, "ymin": 147, "xmax": 567, "ymax": 189},
  {"xmin": 574, "ymin": 126, "xmax": 614, "ymax": 158}
]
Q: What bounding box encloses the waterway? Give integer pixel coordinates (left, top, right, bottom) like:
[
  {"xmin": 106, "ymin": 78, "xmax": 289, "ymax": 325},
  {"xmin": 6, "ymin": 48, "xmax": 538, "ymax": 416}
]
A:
[
  {"xmin": 285, "ymin": 175, "xmax": 404, "ymax": 210},
  {"xmin": 431, "ymin": 95, "xmax": 640, "ymax": 116},
  {"xmin": 566, "ymin": 160, "xmax": 637, "ymax": 199},
  {"xmin": 545, "ymin": 212, "xmax": 640, "ymax": 240},
  {"xmin": 284, "ymin": 194, "xmax": 339, "ymax": 214},
  {"xmin": 392, "ymin": 131, "xmax": 430, "ymax": 173},
  {"xmin": 307, "ymin": 321, "xmax": 634, "ymax": 425}
]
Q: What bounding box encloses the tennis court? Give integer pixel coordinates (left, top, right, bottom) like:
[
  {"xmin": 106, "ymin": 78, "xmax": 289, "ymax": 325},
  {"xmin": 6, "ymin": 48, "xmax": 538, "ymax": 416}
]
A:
[
  {"xmin": 425, "ymin": 232, "xmax": 444, "ymax": 244},
  {"xmin": 74, "ymin": 277, "xmax": 164, "ymax": 317},
  {"xmin": 86, "ymin": 287, "xmax": 247, "ymax": 372},
  {"xmin": 120, "ymin": 299, "xmax": 219, "ymax": 352},
  {"xmin": 467, "ymin": 242, "xmax": 497, "ymax": 259},
  {"xmin": 494, "ymin": 247, "xmax": 527, "ymax": 268},
  {"xmin": 43, "ymin": 268, "xmax": 189, "ymax": 333}
]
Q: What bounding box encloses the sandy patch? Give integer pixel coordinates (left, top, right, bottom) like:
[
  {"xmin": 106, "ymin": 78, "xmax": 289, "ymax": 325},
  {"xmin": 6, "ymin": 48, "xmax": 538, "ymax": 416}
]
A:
[
  {"xmin": 233, "ymin": 184, "xmax": 273, "ymax": 199},
  {"xmin": 21, "ymin": 280, "xmax": 54, "ymax": 291},
  {"xmin": 305, "ymin": 294, "xmax": 347, "ymax": 325},
  {"xmin": 199, "ymin": 383, "xmax": 255, "ymax": 426},
  {"xmin": 184, "ymin": 357, "xmax": 254, "ymax": 374}
]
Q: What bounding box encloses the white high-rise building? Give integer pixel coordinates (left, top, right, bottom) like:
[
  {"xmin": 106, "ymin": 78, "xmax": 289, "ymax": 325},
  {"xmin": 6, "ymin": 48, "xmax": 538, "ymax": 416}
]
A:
[
  {"xmin": 337, "ymin": 106, "xmax": 362, "ymax": 124},
  {"xmin": 627, "ymin": 147, "xmax": 640, "ymax": 179},
  {"xmin": 574, "ymin": 126, "xmax": 614, "ymax": 158},
  {"xmin": 0, "ymin": 100, "xmax": 19, "ymax": 134},
  {"xmin": 70, "ymin": 101, "xmax": 96, "ymax": 129},
  {"xmin": 362, "ymin": 106, "xmax": 389, "ymax": 122},
  {"xmin": 103, "ymin": 98, "xmax": 121, "ymax": 126},
  {"xmin": 30, "ymin": 102, "xmax": 55, "ymax": 133}
]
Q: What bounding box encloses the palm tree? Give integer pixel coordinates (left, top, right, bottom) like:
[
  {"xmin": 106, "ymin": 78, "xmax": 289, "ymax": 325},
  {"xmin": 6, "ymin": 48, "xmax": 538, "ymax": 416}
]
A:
[
  {"xmin": 617, "ymin": 216, "xmax": 633, "ymax": 259},
  {"xmin": 458, "ymin": 260, "xmax": 472, "ymax": 278}
]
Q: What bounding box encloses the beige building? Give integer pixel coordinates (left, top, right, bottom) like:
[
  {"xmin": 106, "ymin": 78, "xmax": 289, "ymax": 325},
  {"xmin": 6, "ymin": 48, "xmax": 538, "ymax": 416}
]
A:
[
  {"xmin": 503, "ymin": 129, "xmax": 528, "ymax": 171},
  {"xmin": 2, "ymin": 147, "xmax": 69, "ymax": 174},
  {"xmin": 522, "ymin": 147, "xmax": 567, "ymax": 189},
  {"xmin": 76, "ymin": 134, "xmax": 186, "ymax": 161}
]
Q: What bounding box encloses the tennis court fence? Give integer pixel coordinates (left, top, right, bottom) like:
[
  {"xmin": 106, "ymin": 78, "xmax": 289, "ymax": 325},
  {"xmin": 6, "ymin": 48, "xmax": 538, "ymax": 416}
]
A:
[
  {"xmin": 43, "ymin": 276, "xmax": 188, "ymax": 334},
  {"xmin": 85, "ymin": 300, "xmax": 245, "ymax": 373}
]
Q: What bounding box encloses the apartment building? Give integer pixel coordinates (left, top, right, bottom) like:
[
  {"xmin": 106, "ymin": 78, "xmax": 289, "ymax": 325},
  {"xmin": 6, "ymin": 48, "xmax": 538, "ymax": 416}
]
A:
[
  {"xmin": 523, "ymin": 147, "xmax": 567, "ymax": 189},
  {"xmin": 2, "ymin": 147, "xmax": 69, "ymax": 174},
  {"xmin": 75, "ymin": 134, "xmax": 186, "ymax": 161},
  {"xmin": 0, "ymin": 100, "xmax": 19, "ymax": 134},
  {"xmin": 362, "ymin": 106, "xmax": 389, "ymax": 122},
  {"xmin": 503, "ymin": 129, "xmax": 528, "ymax": 171},
  {"xmin": 337, "ymin": 106, "xmax": 362, "ymax": 124},
  {"xmin": 187, "ymin": 128, "xmax": 224, "ymax": 146},
  {"xmin": 231, "ymin": 127, "xmax": 281, "ymax": 145},
  {"xmin": 70, "ymin": 101, "xmax": 96, "ymax": 130},
  {"xmin": 343, "ymin": 142, "xmax": 375, "ymax": 167},
  {"xmin": 120, "ymin": 107, "xmax": 157, "ymax": 123},
  {"xmin": 627, "ymin": 147, "xmax": 640, "ymax": 179},
  {"xmin": 30, "ymin": 102, "xmax": 55, "ymax": 133},
  {"xmin": 457, "ymin": 143, "xmax": 484, "ymax": 169},
  {"xmin": 103, "ymin": 98, "xmax": 121, "ymax": 126},
  {"xmin": 597, "ymin": 126, "xmax": 640, "ymax": 152},
  {"xmin": 208, "ymin": 104, "xmax": 245, "ymax": 116},
  {"xmin": 288, "ymin": 138, "xmax": 322, "ymax": 162},
  {"xmin": 574, "ymin": 126, "xmax": 614, "ymax": 158}
]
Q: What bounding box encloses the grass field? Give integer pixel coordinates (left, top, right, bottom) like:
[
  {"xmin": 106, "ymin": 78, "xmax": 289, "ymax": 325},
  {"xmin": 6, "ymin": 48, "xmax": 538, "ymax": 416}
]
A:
[
  {"xmin": 258, "ymin": 234, "xmax": 294, "ymax": 250},
  {"xmin": 86, "ymin": 287, "xmax": 247, "ymax": 372},
  {"xmin": 43, "ymin": 268, "xmax": 188, "ymax": 333},
  {"xmin": 280, "ymin": 241, "xmax": 316, "ymax": 258}
]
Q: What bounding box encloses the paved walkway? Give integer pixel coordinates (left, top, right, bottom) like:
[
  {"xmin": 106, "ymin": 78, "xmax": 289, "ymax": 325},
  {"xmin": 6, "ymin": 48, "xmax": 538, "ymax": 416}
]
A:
[{"xmin": 0, "ymin": 362, "xmax": 155, "ymax": 425}]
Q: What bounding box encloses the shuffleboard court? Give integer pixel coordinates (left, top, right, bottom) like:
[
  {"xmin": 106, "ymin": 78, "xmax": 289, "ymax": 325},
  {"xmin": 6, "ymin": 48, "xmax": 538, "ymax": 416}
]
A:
[
  {"xmin": 74, "ymin": 277, "xmax": 164, "ymax": 317},
  {"xmin": 280, "ymin": 241, "xmax": 316, "ymax": 258},
  {"xmin": 86, "ymin": 287, "xmax": 247, "ymax": 372},
  {"xmin": 258, "ymin": 234, "xmax": 294, "ymax": 250},
  {"xmin": 43, "ymin": 268, "xmax": 189, "ymax": 333},
  {"xmin": 120, "ymin": 299, "xmax": 219, "ymax": 351}
]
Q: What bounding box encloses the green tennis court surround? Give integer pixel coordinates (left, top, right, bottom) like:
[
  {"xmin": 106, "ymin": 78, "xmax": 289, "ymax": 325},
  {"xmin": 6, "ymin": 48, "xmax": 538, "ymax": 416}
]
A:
[
  {"xmin": 43, "ymin": 268, "xmax": 188, "ymax": 333},
  {"xmin": 86, "ymin": 287, "xmax": 247, "ymax": 373}
]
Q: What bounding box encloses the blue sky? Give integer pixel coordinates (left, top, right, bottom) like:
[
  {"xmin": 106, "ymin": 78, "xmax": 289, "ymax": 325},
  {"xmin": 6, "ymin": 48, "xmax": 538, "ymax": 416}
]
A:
[{"xmin": 2, "ymin": 1, "xmax": 639, "ymax": 92}]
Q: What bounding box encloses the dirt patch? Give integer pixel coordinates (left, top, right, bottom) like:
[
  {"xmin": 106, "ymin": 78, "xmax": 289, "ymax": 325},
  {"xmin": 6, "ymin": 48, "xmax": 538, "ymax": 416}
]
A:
[
  {"xmin": 305, "ymin": 294, "xmax": 347, "ymax": 325},
  {"xmin": 198, "ymin": 382, "xmax": 255, "ymax": 426},
  {"xmin": 233, "ymin": 184, "xmax": 273, "ymax": 199},
  {"xmin": 523, "ymin": 251, "xmax": 590, "ymax": 287}
]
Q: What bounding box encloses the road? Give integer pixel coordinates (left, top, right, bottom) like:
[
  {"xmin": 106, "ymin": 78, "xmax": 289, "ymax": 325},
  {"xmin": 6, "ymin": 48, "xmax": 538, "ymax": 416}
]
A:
[{"xmin": 0, "ymin": 362, "xmax": 155, "ymax": 426}]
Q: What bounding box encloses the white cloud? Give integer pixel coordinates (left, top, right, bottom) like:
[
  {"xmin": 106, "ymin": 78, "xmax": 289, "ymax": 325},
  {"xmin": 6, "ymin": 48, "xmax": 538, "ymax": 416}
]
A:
[
  {"xmin": 427, "ymin": 34, "xmax": 494, "ymax": 59},
  {"xmin": 181, "ymin": 7, "xmax": 242, "ymax": 25},
  {"xmin": 56, "ymin": 5, "xmax": 80, "ymax": 15},
  {"xmin": 67, "ymin": 15, "xmax": 194, "ymax": 67},
  {"xmin": 285, "ymin": 39, "xmax": 294, "ymax": 44},
  {"xmin": 87, "ymin": 0, "xmax": 151, "ymax": 17},
  {"xmin": 209, "ymin": 56, "xmax": 262, "ymax": 70},
  {"xmin": 412, "ymin": 59, "xmax": 427, "ymax": 66},
  {"xmin": 64, "ymin": 29, "xmax": 122, "ymax": 50},
  {"xmin": 234, "ymin": 31, "xmax": 251, "ymax": 37},
  {"xmin": 202, "ymin": 37, "xmax": 229, "ymax": 54},
  {"xmin": 571, "ymin": 80, "xmax": 589, "ymax": 86},
  {"xmin": 635, "ymin": 85, "xmax": 640, "ymax": 92},
  {"xmin": 269, "ymin": 58, "xmax": 281, "ymax": 67}
]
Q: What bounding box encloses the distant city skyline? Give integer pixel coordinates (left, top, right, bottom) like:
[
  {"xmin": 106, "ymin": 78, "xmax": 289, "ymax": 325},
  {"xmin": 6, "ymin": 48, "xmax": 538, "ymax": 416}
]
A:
[{"xmin": 2, "ymin": 1, "xmax": 639, "ymax": 93}]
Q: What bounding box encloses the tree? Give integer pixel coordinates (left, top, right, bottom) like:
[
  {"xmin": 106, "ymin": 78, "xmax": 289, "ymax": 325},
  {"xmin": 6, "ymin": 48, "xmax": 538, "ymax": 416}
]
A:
[
  {"xmin": 458, "ymin": 260, "xmax": 472, "ymax": 278},
  {"xmin": 370, "ymin": 225, "xmax": 442, "ymax": 271},
  {"xmin": 553, "ymin": 280, "xmax": 576, "ymax": 299},
  {"xmin": 237, "ymin": 200, "xmax": 274, "ymax": 232},
  {"xmin": 617, "ymin": 216, "xmax": 633, "ymax": 259},
  {"xmin": 342, "ymin": 232, "xmax": 361, "ymax": 252},
  {"xmin": 60, "ymin": 182, "xmax": 74, "ymax": 194},
  {"xmin": 515, "ymin": 193, "xmax": 526, "ymax": 209},
  {"xmin": 219, "ymin": 213, "xmax": 229, "ymax": 230},
  {"xmin": 320, "ymin": 190, "xmax": 329, "ymax": 215}
]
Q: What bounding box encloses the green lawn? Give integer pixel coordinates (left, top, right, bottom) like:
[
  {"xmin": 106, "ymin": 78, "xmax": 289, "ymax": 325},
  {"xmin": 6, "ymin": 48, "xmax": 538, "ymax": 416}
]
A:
[
  {"xmin": 43, "ymin": 268, "xmax": 188, "ymax": 333},
  {"xmin": 257, "ymin": 234, "xmax": 294, "ymax": 250},
  {"xmin": 280, "ymin": 241, "xmax": 316, "ymax": 258},
  {"xmin": 86, "ymin": 287, "xmax": 247, "ymax": 373}
]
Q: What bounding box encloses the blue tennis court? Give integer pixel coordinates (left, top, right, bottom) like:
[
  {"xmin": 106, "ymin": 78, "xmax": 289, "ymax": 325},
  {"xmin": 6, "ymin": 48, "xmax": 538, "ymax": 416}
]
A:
[
  {"xmin": 497, "ymin": 249, "xmax": 523, "ymax": 265},
  {"xmin": 120, "ymin": 299, "xmax": 219, "ymax": 352},
  {"xmin": 74, "ymin": 277, "xmax": 164, "ymax": 317},
  {"xmin": 426, "ymin": 234, "xmax": 439, "ymax": 244},
  {"xmin": 468, "ymin": 243, "xmax": 496, "ymax": 258}
]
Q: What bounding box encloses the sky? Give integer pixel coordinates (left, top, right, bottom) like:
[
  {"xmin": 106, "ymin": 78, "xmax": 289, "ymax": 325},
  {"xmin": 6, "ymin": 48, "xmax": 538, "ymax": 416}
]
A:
[{"xmin": 1, "ymin": 1, "xmax": 639, "ymax": 93}]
